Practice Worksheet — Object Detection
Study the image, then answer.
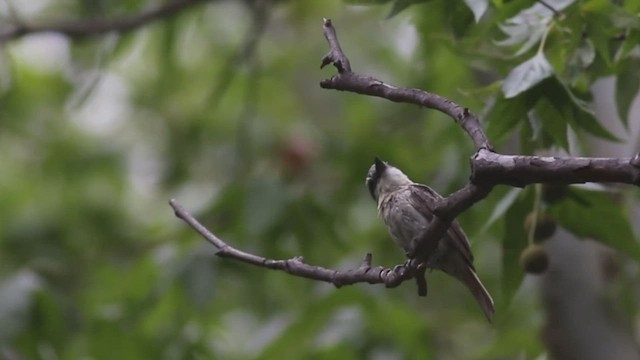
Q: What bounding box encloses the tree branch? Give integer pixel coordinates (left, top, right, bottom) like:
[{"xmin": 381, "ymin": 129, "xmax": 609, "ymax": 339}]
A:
[
  {"xmin": 169, "ymin": 199, "xmax": 424, "ymax": 291},
  {"xmin": 317, "ymin": 18, "xmax": 640, "ymax": 286},
  {"xmin": 408, "ymin": 183, "xmax": 494, "ymax": 259},
  {"xmin": 319, "ymin": 19, "xmax": 492, "ymax": 151},
  {"xmin": 172, "ymin": 19, "xmax": 640, "ymax": 299},
  {"xmin": 472, "ymin": 149, "xmax": 640, "ymax": 187},
  {"xmin": 0, "ymin": 0, "xmax": 207, "ymax": 42},
  {"xmin": 318, "ymin": 19, "xmax": 640, "ymax": 190},
  {"xmin": 320, "ymin": 19, "xmax": 351, "ymax": 73}
]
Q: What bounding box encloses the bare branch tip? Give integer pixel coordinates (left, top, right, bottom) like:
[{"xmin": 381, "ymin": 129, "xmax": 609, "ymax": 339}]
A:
[
  {"xmin": 169, "ymin": 198, "xmax": 183, "ymax": 218},
  {"xmin": 320, "ymin": 56, "xmax": 332, "ymax": 69}
]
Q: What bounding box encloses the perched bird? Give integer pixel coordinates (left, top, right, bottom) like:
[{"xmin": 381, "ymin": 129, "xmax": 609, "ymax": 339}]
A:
[{"xmin": 366, "ymin": 157, "xmax": 494, "ymax": 321}]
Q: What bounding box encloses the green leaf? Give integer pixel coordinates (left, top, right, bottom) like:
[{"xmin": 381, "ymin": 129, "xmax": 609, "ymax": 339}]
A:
[
  {"xmin": 566, "ymin": 38, "xmax": 596, "ymax": 79},
  {"xmin": 615, "ymin": 58, "xmax": 640, "ymax": 128},
  {"xmin": 386, "ymin": 0, "xmax": 433, "ymax": 18},
  {"xmin": 481, "ymin": 188, "xmax": 522, "ymax": 233},
  {"xmin": 581, "ymin": 2, "xmax": 629, "ymax": 69},
  {"xmin": 447, "ymin": 0, "xmax": 475, "ymax": 38},
  {"xmin": 569, "ymin": 99, "xmax": 621, "ymax": 142},
  {"xmin": 610, "ymin": 7, "xmax": 640, "ymax": 30},
  {"xmin": 501, "ymin": 187, "xmax": 534, "ymax": 303},
  {"xmin": 502, "ymin": 53, "xmax": 554, "ymax": 98},
  {"xmin": 485, "ymin": 84, "xmax": 543, "ymax": 143},
  {"xmin": 533, "ymin": 98, "xmax": 569, "ymax": 150},
  {"xmin": 463, "ymin": 0, "xmax": 489, "ymax": 22},
  {"xmin": 617, "ymin": 29, "xmax": 640, "ymax": 59},
  {"xmin": 495, "ymin": 6, "xmax": 548, "ymax": 55},
  {"xmin": 586, "ymin": 16, "xmax": 614, "ymax": 68},
  {"xmin": 549, "ymin": 188, "xmax": 640, "ymax": 262},
  {"xmin": 542, "ymin": 77, "xmax": 620, "ymax": 141},
  {"xmin": 496, "ymin": 0, "xmax": 575, "ymax": 55}
]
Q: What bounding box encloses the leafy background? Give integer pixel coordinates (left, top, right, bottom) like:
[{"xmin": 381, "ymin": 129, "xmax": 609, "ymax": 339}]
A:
[{"xmin": 1, "ymin": 0, "xmax": 639, "ymax": 358}]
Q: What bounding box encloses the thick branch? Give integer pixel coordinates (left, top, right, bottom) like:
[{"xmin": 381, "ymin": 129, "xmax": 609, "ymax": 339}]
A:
[
  {"xmin": 170, "ymin": 199, "xmax": 424, "ymax": 291},
  {"xmin": 0, "ymin": 0, "xmax": 207, "ymax": 42},
  {"xmin": 403, "ymin": 151, "xmax": 640, "ymax": 266},
  {"xmin": 319, "ymin": 19, "xmax": 491, "ymax": 151},
  {"xmin": 472, "ymin": 149, "xmax": 640, "ymax": 187}
]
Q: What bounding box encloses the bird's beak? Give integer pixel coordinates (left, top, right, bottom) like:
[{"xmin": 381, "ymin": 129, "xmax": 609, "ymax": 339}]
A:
[{"xmin": 374, "ymin": 157, "xmax": 387, "ymax": 173}]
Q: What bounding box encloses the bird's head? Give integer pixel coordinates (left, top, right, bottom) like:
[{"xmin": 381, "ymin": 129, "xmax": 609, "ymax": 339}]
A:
[{"xmin": 365, "ymin": 157, "xmax": 412, "ymax": 201}]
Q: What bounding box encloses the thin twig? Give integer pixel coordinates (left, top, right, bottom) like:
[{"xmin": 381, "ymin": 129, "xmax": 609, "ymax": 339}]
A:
[
  {"xmin": 537, "ymin": 0, "xmax": 564, "ymax": 19},
  {"xmin": 320, "ymin": 19, "xmax": 351, "ymax": 73},
  {"xmin": 0, "ymin": 0, "xmax": 208, "ymax": 42},
  {"xmin": 319, "ymin": 19, "xmax": 492, "ymax": 151}
]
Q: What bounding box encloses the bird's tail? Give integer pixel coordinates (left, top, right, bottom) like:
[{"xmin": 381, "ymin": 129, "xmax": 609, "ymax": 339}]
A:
[
  {"xmin": 461, "ymin": 265, "xmax": 495, "ymax": 322},
  {"xmin": 442, "ymin": 255, "xmax": 495, "ymax": 322}
]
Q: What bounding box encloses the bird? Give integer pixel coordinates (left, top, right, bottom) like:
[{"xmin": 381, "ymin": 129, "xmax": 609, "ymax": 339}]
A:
[{"xmin": 365, "ymin": 157, "xmax": 494, "ymax": 321}]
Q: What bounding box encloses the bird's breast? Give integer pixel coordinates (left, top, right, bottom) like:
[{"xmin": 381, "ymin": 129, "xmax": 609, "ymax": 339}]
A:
[{"xmin": 378, "ymin": 189, "xmax": 430, "ymax": 253}]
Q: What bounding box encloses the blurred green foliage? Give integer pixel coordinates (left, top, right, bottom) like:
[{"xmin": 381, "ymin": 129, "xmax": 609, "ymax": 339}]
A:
[{"xmin": 0, "ymin": 0, "xmax": 639, "ymax": 358}]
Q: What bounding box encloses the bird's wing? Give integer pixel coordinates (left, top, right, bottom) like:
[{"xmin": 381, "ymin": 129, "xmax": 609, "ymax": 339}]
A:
[{"xmin": 408, "ymin": 184, "xmax": 475, "ymax": 267}]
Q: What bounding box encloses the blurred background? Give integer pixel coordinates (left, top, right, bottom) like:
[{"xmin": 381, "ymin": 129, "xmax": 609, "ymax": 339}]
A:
[{"xmin": 1, "ymin": 0, "xmax": 639, "ymax": 359}]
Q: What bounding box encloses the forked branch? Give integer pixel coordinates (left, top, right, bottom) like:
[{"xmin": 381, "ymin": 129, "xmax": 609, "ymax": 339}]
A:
[{"xmin": 172, "ymin": 19, "xmax": 640, "ymax": 298}]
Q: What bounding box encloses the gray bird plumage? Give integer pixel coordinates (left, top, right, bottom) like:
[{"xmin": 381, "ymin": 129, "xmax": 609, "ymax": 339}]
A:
[{"xmin": 366, "ymin": 157, "xmax": 495, "ymax": 321}]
